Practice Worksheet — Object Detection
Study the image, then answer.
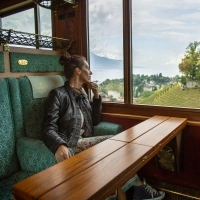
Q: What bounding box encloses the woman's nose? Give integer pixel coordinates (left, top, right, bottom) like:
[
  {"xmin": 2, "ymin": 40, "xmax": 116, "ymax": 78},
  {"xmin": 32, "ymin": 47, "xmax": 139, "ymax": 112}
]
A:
[{"xmin": 90, "ymin": 71, "xmax": 93, "ymax": 75}]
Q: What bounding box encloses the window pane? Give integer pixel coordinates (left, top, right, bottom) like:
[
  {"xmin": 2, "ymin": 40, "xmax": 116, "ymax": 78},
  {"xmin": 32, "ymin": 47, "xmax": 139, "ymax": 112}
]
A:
[
  {"xmin": 39, "ymin": 7, "xmax": 52, "ymax": 36},
  {"xmin": 132, "ymin": 1, "xmax": 200, "ymax": 108},
  {"xmin": 2, "ymin": 9, "xmax": 35, "ymax": 33},
  {"xmin": 88, "ymin": 0, "xmax": 124, "ymax": 102}
]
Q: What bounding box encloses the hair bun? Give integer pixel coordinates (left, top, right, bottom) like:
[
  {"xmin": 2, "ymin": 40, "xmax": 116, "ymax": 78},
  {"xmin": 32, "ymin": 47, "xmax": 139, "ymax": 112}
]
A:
[{"xmin": 59, "ymin": 52, "xmax": 72, "ymax": 66}]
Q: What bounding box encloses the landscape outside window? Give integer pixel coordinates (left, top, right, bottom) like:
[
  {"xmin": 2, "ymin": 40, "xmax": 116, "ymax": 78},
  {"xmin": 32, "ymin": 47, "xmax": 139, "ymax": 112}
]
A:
[
  {"xmin": 132, "ymin": 0, "xmax": 200, "ymax": 108},
  {"xmin": 88, "ymin": 0, "xmax": 124, "ymax": 102},
  {"xmin": 89, "ymin": 0, "xmax": 200, "ymax": 108}
]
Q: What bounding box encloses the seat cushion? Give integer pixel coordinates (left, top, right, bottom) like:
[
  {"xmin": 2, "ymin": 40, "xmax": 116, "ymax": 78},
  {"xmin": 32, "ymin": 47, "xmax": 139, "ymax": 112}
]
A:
[
  {"xmin": 17, "ymin": 137, "xmax": 57, "ymax": 173},
  {"xmin": 7, "ymin": 78, "xmax": 25, "ymax": 140},
  {"xmin": 19, "ymin": 77, "xmax": 47, "ymax": 139},
  {"xmin": 93, "ymin": 122, "xmax": 123, "ymax": 136},
  {"xmin": 0, "ymin": 171, "xmax": 34, "ymax": 200}
]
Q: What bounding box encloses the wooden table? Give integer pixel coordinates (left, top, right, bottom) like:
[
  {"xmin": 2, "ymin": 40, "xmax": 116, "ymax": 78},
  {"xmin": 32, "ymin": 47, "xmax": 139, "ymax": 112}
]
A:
[
  {"xmin": 12, "ymin": 115, "xmax": 187, "ymax": 200},
  {"xmin": 12, "ymin": 139, "xmax": 126, "ymax": 200}
]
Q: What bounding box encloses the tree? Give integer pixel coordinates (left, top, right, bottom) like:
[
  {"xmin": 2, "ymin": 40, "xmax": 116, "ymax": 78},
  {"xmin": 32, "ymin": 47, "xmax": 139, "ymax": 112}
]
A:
[{"xmin": 179, "ymin": 41, "xmax": 200, "ymax": 80}]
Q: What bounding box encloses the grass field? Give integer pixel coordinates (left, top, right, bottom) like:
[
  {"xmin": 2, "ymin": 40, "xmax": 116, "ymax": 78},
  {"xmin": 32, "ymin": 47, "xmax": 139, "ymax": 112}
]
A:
[{"xmin": 137, "ymin": 83, "xmax": 200, "ymax": 108}]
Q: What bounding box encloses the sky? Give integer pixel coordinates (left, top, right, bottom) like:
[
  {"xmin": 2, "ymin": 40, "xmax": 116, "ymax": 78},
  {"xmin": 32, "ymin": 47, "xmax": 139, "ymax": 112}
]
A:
[
  {"xmin": 1, "ymin": 1, "xmax": 200, "ymax": 82},
  {"xmin": 89, "ymin": 0, "xmax": 200, "ymax": 81}
]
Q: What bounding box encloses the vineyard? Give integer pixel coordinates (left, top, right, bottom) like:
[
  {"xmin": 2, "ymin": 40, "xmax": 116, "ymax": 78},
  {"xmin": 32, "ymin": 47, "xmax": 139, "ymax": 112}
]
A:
[{"xmin": 137, "ymin": 83, "xmax": 200, "ymax": 108}]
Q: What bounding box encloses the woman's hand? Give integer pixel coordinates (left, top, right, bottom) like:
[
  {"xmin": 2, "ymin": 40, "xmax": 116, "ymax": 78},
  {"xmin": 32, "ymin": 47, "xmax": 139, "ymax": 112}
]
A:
[
  {"xmin": 87, "ymin": 82, "xmax": 99, "ymax": 98},
  {"xmin": 55, "ymin": 144, "xmax": 71, "ymax": 163}
]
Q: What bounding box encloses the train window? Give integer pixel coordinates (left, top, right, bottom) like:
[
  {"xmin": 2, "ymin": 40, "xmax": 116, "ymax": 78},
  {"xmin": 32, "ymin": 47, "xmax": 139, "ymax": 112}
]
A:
[
  {"xmin": 1, "ymin": 6, "xmax": 52, "ymax": 49},
  {"xmin": 88, "ymin": 0, "xmax": 124, "ymax": 102},
  {"xmin": 132, "ymin": 0, "xmax": 200, "ymax": 108},
  {"xmin": 1, "ymin": 8, "xmax": 35, "ymax": 33},
  {"xmin": 39, "ymin": 7, "xmax": 52, "ymax": 37}
]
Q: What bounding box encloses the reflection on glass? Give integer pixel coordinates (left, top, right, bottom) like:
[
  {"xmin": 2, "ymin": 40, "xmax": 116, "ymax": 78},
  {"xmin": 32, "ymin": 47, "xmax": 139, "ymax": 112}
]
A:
[
  {"xmin": 132, "ymin": 0, "xmax": 200, "ymax": 108},
  {"xmin": 88, "ymin": 0, "xmax": 124, "ymax": 102}
]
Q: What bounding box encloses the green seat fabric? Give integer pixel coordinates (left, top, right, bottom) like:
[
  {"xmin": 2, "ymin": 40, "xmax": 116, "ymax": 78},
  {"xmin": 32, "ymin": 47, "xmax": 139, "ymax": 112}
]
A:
[
  {"xmin": 19, "ymin": 77, "xmax": 47, "ymax": 139},
  {"xmin": 0, "ymin": 52, "xmax": 4, "ymax": 73},
  {"xmin": 7, "ymin": 78, "xmax": 25, "ymax": 140},
  {"xmin": 10, "ymin": 52, "xmax": 63, "ymax": 72},
  {"xmin": 0, "ymin": 171, "xmax": 34, "ymax": 200},
  {"xmin": 17, "ymin": 137, "xmax": 57, "ymax": 173},
  {"xmin": 93, "ymin": 122, "xmax": 123, "ymax": 136},
  {"xmin": 0, "ymin": 79, "xmax": 20, "ymax": 180}
]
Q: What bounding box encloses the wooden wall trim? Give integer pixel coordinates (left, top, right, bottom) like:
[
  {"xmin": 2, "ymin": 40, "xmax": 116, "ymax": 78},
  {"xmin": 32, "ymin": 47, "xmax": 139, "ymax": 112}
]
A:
[
  {"xmin": 5, "ymin": 46, "xmax": 62, "ymax": 55},
  {"xmin": 102, "ymin": 113, "xmax": 149, "ymax": 121},
  {"xmin": 102, "ymin": 112, "xmax": 200, "ymax": 127},
  {"xmin": 102, "ymin": 103, "xmax": 200, "ymax": 123}
]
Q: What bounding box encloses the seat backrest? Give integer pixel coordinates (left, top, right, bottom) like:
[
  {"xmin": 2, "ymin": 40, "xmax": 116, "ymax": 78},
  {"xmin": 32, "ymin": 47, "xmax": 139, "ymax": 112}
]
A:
[
  {"xmin": 0, "ymin": 78, "xmax": 20, "ymax": 180},
  {"xmin": 0, "ymin": 51, "xmax": 4, "ymax": 73},
  {"xmin": 18, "ymin": 76, "xmax": 65, "ymax": 139}
]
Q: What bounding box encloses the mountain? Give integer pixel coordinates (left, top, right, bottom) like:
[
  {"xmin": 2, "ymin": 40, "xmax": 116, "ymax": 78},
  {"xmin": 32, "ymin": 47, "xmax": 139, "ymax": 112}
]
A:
[{"xmin": 90, "ymin": 52, "xmax": 123, "ymax": 70}]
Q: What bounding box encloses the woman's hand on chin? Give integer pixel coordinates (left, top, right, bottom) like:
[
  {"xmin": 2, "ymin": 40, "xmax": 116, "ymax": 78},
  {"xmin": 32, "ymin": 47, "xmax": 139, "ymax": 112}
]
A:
[{"xmin": 87, "ymin": 82, "xmax": 99, "ymax": 98}]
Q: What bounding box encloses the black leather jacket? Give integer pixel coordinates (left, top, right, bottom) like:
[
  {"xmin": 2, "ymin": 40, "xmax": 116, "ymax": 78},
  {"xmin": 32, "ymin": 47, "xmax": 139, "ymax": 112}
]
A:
[{"xmin": 42, "ymin": 81, "xmax": 102, "ymax": 154}]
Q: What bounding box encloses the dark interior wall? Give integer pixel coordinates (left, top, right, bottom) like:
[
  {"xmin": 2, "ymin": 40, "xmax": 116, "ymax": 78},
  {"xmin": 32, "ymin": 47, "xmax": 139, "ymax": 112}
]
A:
[
  {"xmin": 53, "ymin": 0, "xmax": 87, "ymax": 57},
  {"xmin": 0, "ymin": 0, "xmax": 25, "ymax": 10}
]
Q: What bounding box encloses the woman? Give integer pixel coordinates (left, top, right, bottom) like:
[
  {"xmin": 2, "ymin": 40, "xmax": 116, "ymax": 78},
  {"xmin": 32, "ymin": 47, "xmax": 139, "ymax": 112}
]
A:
[{"xmin": 42, "ymin": 53, "xmax": 165, "ymax": 200}]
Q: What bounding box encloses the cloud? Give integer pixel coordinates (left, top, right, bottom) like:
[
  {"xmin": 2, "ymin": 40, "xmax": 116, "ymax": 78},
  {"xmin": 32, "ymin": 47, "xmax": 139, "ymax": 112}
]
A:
[{"xmin": 89, "ymin": 0, "xmax": 200, "ymax": 66}]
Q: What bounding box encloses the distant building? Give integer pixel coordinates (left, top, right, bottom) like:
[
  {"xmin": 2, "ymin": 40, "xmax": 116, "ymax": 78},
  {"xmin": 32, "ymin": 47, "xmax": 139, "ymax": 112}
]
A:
[
  {"xmin": 143, "ymin": 84, "xmax": 153, "ymax": 91},
  {"xmin": 186, "ymin": 81, "xmax": 199, "ymax": 88},
  {"xmin": 108, "ymin": 90, "xmax": 120, "ymax": 99}
]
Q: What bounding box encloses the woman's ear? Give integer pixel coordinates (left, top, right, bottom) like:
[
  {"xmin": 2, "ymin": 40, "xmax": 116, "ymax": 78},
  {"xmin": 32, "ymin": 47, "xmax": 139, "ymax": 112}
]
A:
[{"xmin": 75, "ymin": 67, "xmax": 81, "ymax": 75}]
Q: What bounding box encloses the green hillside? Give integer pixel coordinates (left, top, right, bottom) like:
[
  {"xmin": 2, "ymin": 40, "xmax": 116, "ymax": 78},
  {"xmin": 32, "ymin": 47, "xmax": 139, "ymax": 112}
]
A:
[{"xmin": 137, "ymin": 83, "xmax": 200, "ymax": 108}]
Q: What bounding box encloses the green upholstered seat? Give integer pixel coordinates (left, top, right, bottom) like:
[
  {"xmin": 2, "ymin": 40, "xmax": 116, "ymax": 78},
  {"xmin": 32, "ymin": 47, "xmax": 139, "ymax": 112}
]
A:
[
  {"xmin": 0, "ymin": 52, "xmax": 4, "ymax": 73},
  {"xmin": 17, "ymin": 137, "xmax": 57, "ymax": 173},
  {"xmin": 18, "ymin": 76, "xmax": 47, "ymax": 139},
  {"xmin": 1, "ymin": 76, "xmax": 123, "ymax": 200},
  {"xmin": 93, "ymin": 121, "xmax": 123, "ymax": 136},
  {"xmin": 7, "ymin": 78, "xmax": 25, "ymax": 140},
  {"xmin": 0, "ymin": 79, "xmax": 20, "ymax": 180},
  {"xmin": 0, "ymin": 79, "xmax": 33, "ymax": 200},
  {"xmin": 7, "ymin": 77, "xmax": 59, "ymax": 173},
  {"xmin": 0, "ymin": 171, "xmax": 34, "ymax": 200}
]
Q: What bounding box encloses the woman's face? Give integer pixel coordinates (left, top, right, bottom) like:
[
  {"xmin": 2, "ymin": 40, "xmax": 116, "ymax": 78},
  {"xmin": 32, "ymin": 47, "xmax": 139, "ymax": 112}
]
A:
[{"xmin": 79, "ymin": 60, "xmax": 92, "ymax": 83}]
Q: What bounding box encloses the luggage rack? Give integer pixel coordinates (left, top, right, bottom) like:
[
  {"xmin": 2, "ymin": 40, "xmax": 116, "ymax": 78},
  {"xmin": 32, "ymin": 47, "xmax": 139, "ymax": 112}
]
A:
[{"xmin": 0, "ymin": 28, "xmax": 74, "ymax": 51}]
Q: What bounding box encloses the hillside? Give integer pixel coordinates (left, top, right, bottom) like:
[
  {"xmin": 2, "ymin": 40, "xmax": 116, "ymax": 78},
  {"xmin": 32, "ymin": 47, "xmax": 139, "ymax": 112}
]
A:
[{"xmin": 137, "ymin": 83, "xmax": 200, "ymax": 108}]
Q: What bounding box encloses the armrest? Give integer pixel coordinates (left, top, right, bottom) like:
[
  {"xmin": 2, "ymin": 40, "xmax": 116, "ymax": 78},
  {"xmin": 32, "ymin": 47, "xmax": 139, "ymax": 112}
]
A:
[
  {"xmin": 93, "ymin": 122, "xmax": 123, "ymax": 136},
  {"xmin": 16, "ymin": 137, "xmax": 74, "ymax": 173}
]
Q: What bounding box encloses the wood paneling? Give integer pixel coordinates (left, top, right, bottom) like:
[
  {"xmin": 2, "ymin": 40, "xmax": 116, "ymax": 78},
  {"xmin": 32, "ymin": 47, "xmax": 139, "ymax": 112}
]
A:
[
  {"xmin": 102, "ymin": 103, "xmax": 200, "ymax": 123},
  {"xmin": 53, "ymin": 0, "xmax": 86, "ymax": 56}
]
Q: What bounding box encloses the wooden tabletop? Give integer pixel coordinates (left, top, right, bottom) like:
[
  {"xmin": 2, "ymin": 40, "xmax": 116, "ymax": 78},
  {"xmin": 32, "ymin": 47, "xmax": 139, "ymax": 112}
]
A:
[
  {"xmin": 12, "ymin": 139, "xmax": 127, "ymax": 200},
  {"xmin": 109, "ymin": 115, "xmax": 169, "ymax": 143},
  {"xmin": 12, "ymin": 115, "xmax": 187, "ymax": 200},
  {"xmin": 38, "ymin": 143, "xmax": 153, "ymax": 200},
  {"xmin": 132, "ymin": 117, "xmax": 187, "ymax": 149}
]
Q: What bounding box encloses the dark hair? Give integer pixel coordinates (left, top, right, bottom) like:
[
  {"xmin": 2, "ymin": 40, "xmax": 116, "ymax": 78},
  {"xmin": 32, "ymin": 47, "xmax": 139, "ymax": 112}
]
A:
[{"xmin": 59, "ymin": 53, "xmax": 86, "ymax": 80}]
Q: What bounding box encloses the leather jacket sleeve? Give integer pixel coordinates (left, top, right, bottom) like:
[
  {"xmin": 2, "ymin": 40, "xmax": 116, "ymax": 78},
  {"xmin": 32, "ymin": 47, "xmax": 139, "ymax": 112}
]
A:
[
  {"xmin": 42, "ymin": 89, "xmax": 68, "ymax": 154},
  {"xmin": 91, "ymin": 96, "xmax": 102, "ymax": 126}
]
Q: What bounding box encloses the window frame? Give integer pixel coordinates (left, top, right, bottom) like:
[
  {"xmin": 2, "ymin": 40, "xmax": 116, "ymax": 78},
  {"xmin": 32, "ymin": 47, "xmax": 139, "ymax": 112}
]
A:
[
  {"xmin": 86, "ymin": 0, "xmax": 200, "ymax": 122},
  {"xmin": 0, "ymin": 2, "xmax": 52, "ymax": 49}
]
